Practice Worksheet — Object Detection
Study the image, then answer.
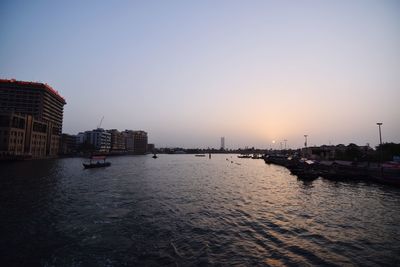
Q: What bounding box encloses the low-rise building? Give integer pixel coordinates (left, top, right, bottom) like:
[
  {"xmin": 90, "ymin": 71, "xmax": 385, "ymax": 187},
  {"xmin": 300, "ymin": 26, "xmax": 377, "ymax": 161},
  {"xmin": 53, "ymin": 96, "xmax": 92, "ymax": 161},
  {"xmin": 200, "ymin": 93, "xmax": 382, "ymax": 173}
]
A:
[
  {"xmin": 302, "ymin": 144, "xmax": 373, "ymax": 161},
  {"xmin": 302, "ymin": 145, "xmax": 336, "ymax": 160}
]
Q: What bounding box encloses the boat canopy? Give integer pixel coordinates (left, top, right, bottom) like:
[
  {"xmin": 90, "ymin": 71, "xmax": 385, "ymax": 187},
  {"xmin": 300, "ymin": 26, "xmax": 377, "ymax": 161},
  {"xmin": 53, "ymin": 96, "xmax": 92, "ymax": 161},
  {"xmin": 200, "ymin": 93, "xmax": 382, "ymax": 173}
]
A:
[{"xmin": 91, "ymin": 156, "xmax": 107, "ymax": 160}]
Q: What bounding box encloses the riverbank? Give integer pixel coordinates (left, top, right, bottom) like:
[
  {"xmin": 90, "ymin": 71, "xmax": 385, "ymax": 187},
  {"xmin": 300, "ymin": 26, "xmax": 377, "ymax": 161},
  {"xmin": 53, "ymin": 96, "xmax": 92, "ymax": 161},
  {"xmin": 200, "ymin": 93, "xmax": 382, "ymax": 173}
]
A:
[{"xmin": 264, "ymin": 154, "xmax": 400, "ymax": 186}]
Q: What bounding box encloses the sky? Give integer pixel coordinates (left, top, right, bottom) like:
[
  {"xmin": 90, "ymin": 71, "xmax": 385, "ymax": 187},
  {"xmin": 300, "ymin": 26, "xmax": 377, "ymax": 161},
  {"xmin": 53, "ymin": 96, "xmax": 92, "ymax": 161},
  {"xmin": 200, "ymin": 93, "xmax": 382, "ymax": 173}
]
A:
[{"xmin": 1, "ymin": 0, "xmax": 399, "ymax": 149}]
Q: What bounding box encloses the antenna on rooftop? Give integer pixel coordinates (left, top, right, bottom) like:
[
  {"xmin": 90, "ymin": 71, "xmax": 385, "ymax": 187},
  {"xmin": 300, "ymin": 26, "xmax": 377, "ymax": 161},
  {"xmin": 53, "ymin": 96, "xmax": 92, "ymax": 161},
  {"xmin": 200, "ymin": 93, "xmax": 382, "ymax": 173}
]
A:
[{"xmin": 97, "ymin": 116, "xmax": 104, "ymax": 129}]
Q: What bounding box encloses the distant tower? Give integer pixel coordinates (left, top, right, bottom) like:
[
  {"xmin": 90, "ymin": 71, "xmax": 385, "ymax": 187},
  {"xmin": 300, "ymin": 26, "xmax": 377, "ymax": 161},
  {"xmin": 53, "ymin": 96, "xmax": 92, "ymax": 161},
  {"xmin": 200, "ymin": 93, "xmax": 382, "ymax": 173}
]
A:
[{"xmin": 220, "ymin": 137, "xmax": 225, "ymax": 150}]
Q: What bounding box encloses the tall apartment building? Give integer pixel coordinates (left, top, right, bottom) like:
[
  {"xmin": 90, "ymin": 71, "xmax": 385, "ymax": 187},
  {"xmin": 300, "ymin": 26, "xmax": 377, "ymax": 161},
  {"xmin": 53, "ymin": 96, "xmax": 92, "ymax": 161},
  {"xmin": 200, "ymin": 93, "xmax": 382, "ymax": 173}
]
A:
[
  {"xmin": 0, "ymin": 79, "xmax": 66, "ymax": 158},
  {"xmin": 123, "ymin": 130, "xmax": 148, "ymax": 154}
]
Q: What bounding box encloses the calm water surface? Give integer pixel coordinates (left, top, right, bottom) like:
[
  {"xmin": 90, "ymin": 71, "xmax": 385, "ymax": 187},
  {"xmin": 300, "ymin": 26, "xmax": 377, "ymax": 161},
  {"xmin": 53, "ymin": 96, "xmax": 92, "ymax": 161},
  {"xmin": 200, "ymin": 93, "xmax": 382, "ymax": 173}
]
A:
[{"xmin": 1, "ymin": 154, "xmax": 400, "ymax": 266}]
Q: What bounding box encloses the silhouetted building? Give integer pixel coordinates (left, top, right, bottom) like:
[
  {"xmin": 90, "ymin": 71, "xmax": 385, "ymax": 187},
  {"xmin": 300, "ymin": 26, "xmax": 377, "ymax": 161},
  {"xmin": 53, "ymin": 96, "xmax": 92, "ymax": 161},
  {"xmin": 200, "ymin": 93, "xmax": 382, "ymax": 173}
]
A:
[
  {"xmin": 147, "ymin": 143, "xmax": 155, "ymax": 152},
  {"xmin": 0, "ymin": 79, "xmax": 66, "ymax": 158},
  {"xmin": 59, "ymin": 133, "xmax": 77, "ymax": 155},
  {"xmin": 221, "ymin": 137, "xmax": 225, "ymax": 150},
  {"xmin": 301, "ymin": 144, "xmax": 373, "ymax": 161},
  {"xmin": 76, "ymin": 132, "xmax": 85, "ymax": 144},
  {"xmin": 123, "ymin": 130, "xmax": 148, "ymax": 154}
]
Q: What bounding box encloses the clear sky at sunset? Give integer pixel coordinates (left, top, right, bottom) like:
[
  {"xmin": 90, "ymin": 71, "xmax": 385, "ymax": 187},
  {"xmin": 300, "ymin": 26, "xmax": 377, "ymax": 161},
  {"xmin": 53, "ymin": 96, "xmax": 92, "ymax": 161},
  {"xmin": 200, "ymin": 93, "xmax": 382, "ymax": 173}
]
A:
[{"xmin": 1, "ymin": 0, "xmax": 399, "ymax": 148}]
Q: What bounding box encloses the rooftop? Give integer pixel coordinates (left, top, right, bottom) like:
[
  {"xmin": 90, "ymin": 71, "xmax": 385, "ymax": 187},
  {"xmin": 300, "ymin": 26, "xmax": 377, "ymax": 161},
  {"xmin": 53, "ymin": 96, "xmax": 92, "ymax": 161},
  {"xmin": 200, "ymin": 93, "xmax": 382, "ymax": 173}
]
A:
[{"xmin": 0, "ymin": 78, "xmax": 66, "ymax": 104}]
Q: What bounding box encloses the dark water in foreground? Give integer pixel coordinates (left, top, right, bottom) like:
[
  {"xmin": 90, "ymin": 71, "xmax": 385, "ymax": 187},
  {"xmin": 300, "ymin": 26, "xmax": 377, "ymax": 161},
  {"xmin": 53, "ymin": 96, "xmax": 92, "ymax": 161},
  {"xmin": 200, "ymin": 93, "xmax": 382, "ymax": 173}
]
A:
[{"xmin": 1, "ymin": 154, "xmax": 400, "ymax": 266}]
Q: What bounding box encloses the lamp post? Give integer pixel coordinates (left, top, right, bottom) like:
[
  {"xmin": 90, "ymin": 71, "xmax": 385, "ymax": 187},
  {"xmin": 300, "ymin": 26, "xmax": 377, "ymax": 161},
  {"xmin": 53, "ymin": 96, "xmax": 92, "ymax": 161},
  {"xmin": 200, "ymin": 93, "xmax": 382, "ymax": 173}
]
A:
[
  {"xmin": 376, "ymin": 123, "xmax": 383, "ymax": 164},
  {"xmin": 304, "ymin": 135, "xmax": 308, "ymax": 158}
]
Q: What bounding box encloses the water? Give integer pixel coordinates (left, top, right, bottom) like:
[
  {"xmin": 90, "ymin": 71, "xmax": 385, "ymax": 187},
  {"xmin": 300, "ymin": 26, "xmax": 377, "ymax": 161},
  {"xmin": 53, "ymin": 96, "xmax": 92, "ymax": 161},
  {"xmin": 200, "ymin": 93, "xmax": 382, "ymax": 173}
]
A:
[{"xmin": 1, "ymin": 154, "xmax": 400, "ymax": 266}]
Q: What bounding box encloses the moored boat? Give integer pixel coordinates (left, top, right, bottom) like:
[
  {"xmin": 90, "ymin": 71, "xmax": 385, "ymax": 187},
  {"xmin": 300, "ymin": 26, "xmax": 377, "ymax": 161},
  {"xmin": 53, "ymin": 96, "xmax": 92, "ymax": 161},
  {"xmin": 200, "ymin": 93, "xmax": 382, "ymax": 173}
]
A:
[
  {"xmin": 238, "ymin": 154, "xmax": 251, "ymax": 158},
  {"xmin": 83, "ymin": 156, "xmax": 111, "ymax": 169},
  {"xmin": 263, "ymin": 155, "xmax": 400, "ymax": 187},
  {"xmin": 369, "ymin": 162, "xmax": 400, "ymax": 186}
]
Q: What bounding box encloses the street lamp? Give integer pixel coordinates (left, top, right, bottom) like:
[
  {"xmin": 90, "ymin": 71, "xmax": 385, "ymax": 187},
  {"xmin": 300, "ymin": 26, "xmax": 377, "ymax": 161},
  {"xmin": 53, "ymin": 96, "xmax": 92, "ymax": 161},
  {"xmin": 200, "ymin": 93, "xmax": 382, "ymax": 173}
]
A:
[
  {"xmin": 304, "ymin": 135, "xmax": 308, "ymax": 158},
  {"xmin": 376, "ymin": 123, "xmax": 383, "ymax": 146},
  {"xmin": 376, "ymin": 122, "xmax": 383, "ymax": 164}
]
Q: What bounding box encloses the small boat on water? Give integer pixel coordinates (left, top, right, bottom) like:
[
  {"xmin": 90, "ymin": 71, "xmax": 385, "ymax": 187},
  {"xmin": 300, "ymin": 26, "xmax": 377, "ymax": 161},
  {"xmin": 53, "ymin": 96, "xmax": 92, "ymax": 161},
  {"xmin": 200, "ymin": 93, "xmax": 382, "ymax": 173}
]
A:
[
  {"xmin": 83, "ymin": 156, "xmax": 111, "ymax": 169},
  {"xmin": 195, "ymin": 154, "xmax": 206, "ymax": 157},
  {"xmin": 152, "ymin": 153, "xmax": 158, "ymax": 159}
]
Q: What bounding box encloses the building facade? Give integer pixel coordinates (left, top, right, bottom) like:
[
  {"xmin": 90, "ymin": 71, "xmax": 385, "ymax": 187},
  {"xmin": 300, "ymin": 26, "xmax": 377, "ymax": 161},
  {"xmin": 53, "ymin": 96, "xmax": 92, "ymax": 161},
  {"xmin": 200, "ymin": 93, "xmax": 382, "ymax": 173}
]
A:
[
  {"xmin": 107, "ymin": 129, "xmax": 126, "ymax": 151},
  {"xmin": 84, "ymin": 128, "xmax": 111, "ymax": 152},
  {"xmin": 0, "ymin": 112, "xmax": 26, "ymax": 157},
  {"xmin": 0, "ymin": 112, "xmax": 56, "ymax": 158},
  {"xmin": 147, "ymin": 143, "xmax": 155, "ymax": 153},
  {"xmin": 0, "ymin": 79, "xmax": 66, "ymax": 158},
  {"xmin": 59, "ymin": 133, "xmax": 77, "ymax": 155},
  {"xmin": 123, "ymin": 130, "xmax": 148, "ymax": 154},
  {"xmin": 30, "ymin": 119, "xmax": 48, "ymax": 158}
]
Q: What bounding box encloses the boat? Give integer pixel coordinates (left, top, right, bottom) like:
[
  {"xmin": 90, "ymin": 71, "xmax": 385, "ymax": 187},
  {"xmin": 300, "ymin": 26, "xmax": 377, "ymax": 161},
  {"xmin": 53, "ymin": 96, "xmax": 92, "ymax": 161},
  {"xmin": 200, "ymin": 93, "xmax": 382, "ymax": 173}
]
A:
[
  {"xmin": 369, "ymin": 162, "xmax": 400, "ymax": 186},
  {"xmin": 292, "ymin": 161, "xmax": 321, "ymax": 180},
  {"xmin": 152, "ymin": 153, "xmax": 158, "ymax": 159},
  {"xmin": 238, "ymin": 154, "xmax": 252, "ymax": 158},
  {"xmin": 83, "ymin": 156, "xmax": 111, "ymax": 169},
  {"xmin": 195, "ymin": 154, "xmax": 206, "ymax": 157},
  {"xmin": 263, "ymin": 154, "xmax": 289, "ymax": 165}
]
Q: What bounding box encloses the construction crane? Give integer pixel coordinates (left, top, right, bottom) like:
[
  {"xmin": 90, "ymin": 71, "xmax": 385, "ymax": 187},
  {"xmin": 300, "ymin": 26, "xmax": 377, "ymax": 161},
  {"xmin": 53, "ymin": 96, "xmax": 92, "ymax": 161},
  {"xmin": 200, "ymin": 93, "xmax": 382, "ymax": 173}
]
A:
[{"xmin": 97, "ymin": 116, "xmax": 104, "ymax": 129}]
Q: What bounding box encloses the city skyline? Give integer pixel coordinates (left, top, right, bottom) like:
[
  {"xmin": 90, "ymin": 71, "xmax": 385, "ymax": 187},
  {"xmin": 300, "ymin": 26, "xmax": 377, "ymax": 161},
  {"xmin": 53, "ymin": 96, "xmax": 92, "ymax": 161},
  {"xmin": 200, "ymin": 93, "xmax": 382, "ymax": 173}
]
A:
[{"xmin": 1, "ymin": 1, "xmax": 399, "ymax": 148}]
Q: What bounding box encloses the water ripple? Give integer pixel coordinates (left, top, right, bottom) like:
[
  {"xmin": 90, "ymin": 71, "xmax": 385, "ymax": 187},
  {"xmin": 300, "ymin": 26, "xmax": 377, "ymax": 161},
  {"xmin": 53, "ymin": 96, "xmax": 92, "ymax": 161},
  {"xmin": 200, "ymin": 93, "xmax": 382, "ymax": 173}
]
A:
[{"xmin": 1, "ymin": 155, "xmax": 400, "ymax": 266}]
